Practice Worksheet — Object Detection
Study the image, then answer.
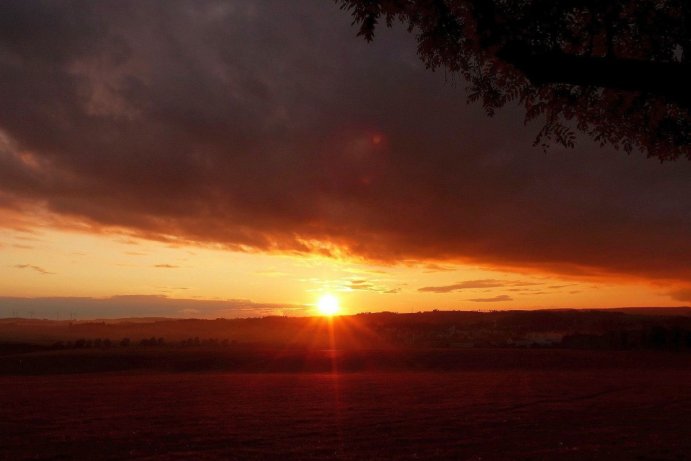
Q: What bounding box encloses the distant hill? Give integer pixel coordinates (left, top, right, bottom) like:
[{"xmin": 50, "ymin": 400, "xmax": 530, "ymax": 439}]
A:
[
  {"xmin": 2, "ymin": 308, "xmax": 691, "ymax": 350},
  {"xmin": 601, "ymin": 307, "xmax": 691, "ymax": 317}
]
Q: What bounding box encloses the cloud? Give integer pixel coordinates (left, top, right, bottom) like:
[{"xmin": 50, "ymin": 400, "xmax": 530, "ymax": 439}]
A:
[
  {"xmin": 154, "ymin": 264, "xmax": 179, "ymax": 268},
  {"xmin": 418, "ymin": 279, "xmax": 540, "ymax": 293},
  {"xmin": 255, "ymin": 269, "xmax": 289, "ymax": 277},
  {"xmin": 0, "ymin": 0, "xmax": 689, "ymax": 285},
  {"xmin": 670, "ymin": 288, "xmax": 691, "ymax": 303},
  {"xmin": 419, "ymin": 280, "xmax": 504, "ymax": 293},
  {"xmin": 14, "ymin": 264, "xmax": 54, "ymax": 275},
  {"xmin": 468, "ymin": 295, "xmax": 513, "ymax": 303},
  {"xmin": 423, "ymin": 263, "xmax": 456, "ymax": 273},
  {"xmin": 0, "ymin": 295, "xmax": 307, "ymax": 319},
  {"xmin": 349, "ymin": 279, "xmax": 370, "ymax": 286},
  {"xmin": 341, "ymin": 278, "xmax": 399, "ymax": 294}
]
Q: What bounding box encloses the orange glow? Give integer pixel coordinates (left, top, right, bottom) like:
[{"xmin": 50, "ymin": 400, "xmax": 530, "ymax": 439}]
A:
[{"xmin": 0, "ymin": 225, "xmax": 685, "ymax": 320}]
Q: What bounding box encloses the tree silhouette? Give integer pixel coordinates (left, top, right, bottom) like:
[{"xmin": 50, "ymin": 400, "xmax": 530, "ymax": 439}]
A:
[{"xmin": 338, "ymin": 0, "xmax": 691, "ymax": 160}]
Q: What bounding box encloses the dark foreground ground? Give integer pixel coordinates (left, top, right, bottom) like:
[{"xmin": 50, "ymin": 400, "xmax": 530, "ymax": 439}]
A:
[{"xmin": 2, "ymin": 350, "xmax": 691, "ymax": 460}]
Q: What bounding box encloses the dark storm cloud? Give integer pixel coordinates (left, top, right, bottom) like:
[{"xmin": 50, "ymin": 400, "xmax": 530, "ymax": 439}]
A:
[{"xmin": 0, "ymin": 1, "xmax": 690, "ymax": 283}]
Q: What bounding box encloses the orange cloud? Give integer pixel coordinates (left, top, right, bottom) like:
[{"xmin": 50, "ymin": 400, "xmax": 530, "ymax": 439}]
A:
[
  {"xmin": 419, "ymin": 279, "xmax": 541, "ymax": 293},
  {"xmin": 670, "ymin": 288, "xmax": 691, "ymax": 303},
  {"xmin": 0, "ymin": 295, "xmax": 307, "ymax": 319},
  {"xmin": 468, "ymin": 295, "xmax": 513, "ymax": 303},
  {"xmin": 14, "ymin": 264, "xmax": 54, "ymax": 275}
]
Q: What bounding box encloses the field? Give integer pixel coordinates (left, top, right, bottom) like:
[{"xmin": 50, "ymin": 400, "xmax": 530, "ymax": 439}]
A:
[{"xmin": 3, "ymin": 350, "xmax": 691, "ymax": 460}]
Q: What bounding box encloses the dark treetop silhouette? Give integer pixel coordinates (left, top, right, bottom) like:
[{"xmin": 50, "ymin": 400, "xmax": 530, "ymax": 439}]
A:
[{"xmin": 338, "ymin": 0, "xmax": 691, "ymax": 161}]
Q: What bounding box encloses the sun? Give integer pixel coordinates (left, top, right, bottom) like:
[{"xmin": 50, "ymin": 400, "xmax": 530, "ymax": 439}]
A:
[{"xmin": 317, "ymin": 294, "xmax": 340, "ymax": 316}]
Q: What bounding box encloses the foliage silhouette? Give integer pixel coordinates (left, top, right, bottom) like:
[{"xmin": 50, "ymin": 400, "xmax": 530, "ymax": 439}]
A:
[{"xmin": 338, "ymin": 0, "xmax": 691, "ymax": 160}]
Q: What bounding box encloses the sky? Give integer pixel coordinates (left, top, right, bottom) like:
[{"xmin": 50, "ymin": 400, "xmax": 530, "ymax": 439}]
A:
[{"xmin": 1, "ymin": 0, "xmax": 690, "ymax": 319}]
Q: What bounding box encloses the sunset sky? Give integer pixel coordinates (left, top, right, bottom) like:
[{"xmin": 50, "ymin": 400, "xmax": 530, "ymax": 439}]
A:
[{"xmin": 1, "ymin": 0, "xmax": 690, "ymax": 319}]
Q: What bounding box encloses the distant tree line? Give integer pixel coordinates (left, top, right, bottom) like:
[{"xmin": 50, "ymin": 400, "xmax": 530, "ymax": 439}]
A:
[
  {"xmin": 50, "ymin": 337, "xmax": 236, "ymax": 350},
  {"xmin": 372, "ymin": 319, "xmax": 691, "ymax": 350},
  {"xmin": 561, "ymin": 326, "xmax": 691, "ymax": 350}
]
